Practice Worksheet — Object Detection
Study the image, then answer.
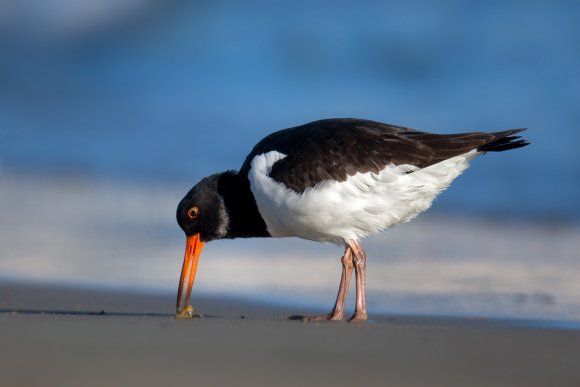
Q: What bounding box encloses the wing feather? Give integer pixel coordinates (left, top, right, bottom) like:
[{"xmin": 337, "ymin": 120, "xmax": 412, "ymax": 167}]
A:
[{"xmin": 239, "ymin": 118, "xmax": 527, "ymax": 193}]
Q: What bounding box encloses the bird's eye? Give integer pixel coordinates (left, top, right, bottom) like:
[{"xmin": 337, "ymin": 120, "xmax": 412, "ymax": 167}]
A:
[{"xmin": 187, "ymin": 206, "xmax": 200, "ymax": 219}]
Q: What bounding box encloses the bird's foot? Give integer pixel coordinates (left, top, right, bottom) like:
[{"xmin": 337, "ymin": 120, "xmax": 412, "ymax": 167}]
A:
[
  {"xmin": 289, "ymin": 310, "xmax": 344, "ymax": 322},
  {"xmin": 347, "ymin": 312, "xmax": 368, "ymax": 323}
]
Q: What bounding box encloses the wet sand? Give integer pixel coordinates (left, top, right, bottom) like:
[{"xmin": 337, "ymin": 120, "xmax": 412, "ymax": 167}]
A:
[{"xmin": 1, "ymin": 282, "xmax": 580, "ymax": 387}]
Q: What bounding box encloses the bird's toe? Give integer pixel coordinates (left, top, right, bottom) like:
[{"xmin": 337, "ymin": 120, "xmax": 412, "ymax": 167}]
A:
[{"xmin": 288, "ymin": 312, "xmax": 345, "ymax": 322}]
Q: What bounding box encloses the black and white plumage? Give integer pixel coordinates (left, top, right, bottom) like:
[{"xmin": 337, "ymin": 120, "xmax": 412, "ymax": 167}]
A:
[{"xmin": 175, "ymin": 118, "xmax": 529, "ymax": 321}]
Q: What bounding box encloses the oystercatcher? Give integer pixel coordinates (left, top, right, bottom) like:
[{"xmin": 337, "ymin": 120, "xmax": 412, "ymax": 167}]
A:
[{"xmin": 176, "ymin": 118, "xmax": 529, "ymax": 321}]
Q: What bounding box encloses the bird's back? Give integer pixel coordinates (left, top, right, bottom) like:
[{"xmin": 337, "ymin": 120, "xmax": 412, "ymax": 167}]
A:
[{"xmin": 241, "ymin": 118, "xmax": 527, "ymax": 193}]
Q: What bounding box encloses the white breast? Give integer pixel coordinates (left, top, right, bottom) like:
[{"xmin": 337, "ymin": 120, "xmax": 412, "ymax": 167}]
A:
[{"xmin": 248, "ymin": 150, "xmax": 479, "ymax": 245}]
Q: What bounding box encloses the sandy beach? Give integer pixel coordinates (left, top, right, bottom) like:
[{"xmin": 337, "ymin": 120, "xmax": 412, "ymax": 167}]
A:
[
  {"xmin": 2, "ymin": 172, "xmax": 580, "ymax": 386},
  {"xmin": 1, "ymin": 281, "xmax": 580, "ymax": 387}
]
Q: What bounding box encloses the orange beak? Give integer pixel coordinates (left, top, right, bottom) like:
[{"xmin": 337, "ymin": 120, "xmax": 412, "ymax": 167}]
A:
[{"xmin": 176, "ymin": 233, "xmax": 205, "ymax": 318}]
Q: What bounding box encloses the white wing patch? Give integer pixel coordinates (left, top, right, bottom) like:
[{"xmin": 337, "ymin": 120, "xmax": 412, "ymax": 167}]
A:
[{"xmin": 248, "ymin": 150, "xmax": 479, "ymax": 244}]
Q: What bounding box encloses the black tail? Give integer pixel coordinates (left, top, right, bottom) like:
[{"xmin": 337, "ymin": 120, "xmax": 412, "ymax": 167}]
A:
[{"xmin": 477, "ymin": 128, "xmax": 529, "ymax": 152}]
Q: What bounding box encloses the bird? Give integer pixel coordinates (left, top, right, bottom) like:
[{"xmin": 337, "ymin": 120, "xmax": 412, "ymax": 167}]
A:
[{"xmin": 175, "ymin": 118, "xmax": 529, "ymax": 322}]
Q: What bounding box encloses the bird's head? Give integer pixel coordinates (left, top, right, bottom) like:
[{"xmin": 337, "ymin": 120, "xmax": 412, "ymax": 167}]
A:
[
  {"xmin": 176, "ymin": 173, "xmax": 229, "ymax": 242},
  {"xmin": 175, "ymin": 173, "xmax": 229, "ymax": 318}
]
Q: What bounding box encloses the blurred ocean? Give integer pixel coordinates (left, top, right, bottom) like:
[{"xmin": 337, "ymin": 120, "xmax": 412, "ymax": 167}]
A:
[
  {"xmin": 1, "ymin": 0, "xmax": 579, "ymax": 218},
  {"xmin": 1, "ymin": 1, "xmax": 579, "ymax": 321}
]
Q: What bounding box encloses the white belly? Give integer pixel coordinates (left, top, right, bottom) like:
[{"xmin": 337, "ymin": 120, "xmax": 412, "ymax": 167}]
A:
[{"xmin": 248, "ymin": 150, "xmax": 479, "ymax": 244}]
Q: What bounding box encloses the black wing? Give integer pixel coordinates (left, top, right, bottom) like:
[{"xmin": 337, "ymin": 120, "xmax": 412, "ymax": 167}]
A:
[{"xmin": 239, "ymin": 118, "xmax": 527, "ymax": 193}]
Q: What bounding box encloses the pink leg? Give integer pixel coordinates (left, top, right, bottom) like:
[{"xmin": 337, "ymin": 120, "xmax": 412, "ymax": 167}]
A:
[
  {"xmin": 293, "ymin": 246, "xmax": 354, "ymax": 321},
  {"xmin": 347, "ymin": 240, "xmax": 368, "ymax": 322}
]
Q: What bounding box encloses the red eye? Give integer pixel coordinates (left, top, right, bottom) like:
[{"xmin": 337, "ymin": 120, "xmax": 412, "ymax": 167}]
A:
[{"xmin": 187, "ymin": 206, "xmax": 200, "ymax": 219}]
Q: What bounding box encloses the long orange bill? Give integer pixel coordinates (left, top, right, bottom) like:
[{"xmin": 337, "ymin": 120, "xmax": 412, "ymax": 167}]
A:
[{"xmin": 176, "ymin": 233, "xmax": 205, "ymax": 318}]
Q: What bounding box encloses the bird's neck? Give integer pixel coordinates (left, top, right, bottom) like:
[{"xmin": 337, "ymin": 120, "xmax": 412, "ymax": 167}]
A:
[{"xmin": 217, "ymin": 171, "xmax": 270, "ymax": 239}]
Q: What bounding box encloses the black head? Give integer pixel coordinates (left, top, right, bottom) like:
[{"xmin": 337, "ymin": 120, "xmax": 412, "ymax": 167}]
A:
[{"xmin": 176, "ymin": 173, "xmax": 229, "ymax": 242}]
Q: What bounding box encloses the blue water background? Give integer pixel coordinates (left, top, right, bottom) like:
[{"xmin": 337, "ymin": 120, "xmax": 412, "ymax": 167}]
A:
[{"xmin": 1, "ymin": 0, "xmax": 579, "ymax": 219}]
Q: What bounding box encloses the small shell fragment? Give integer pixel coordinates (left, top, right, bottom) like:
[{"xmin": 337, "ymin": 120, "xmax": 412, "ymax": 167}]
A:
[{"xmin": 176, "ymin": 305, "xmax": 203, "ymax": 319}]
